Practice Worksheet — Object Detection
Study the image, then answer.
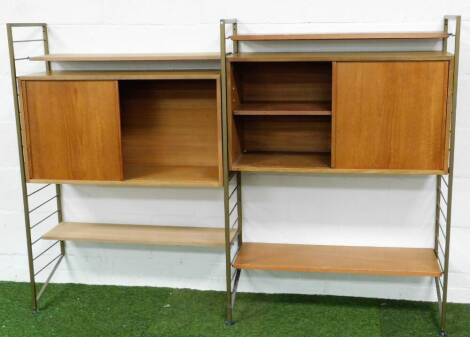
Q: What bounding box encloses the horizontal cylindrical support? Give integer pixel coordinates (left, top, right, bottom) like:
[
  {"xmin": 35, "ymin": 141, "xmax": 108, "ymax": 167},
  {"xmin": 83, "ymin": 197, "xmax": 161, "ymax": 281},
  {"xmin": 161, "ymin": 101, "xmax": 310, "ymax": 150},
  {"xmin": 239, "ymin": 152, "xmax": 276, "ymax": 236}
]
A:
[
  {"xmin": 34, "ymin": 254, "xmax": 61, "ymax": 277},
  {"xmin": 29, "ymin": 195, "xmax": 57, "ymax": 213},
  {"xmin": 28, "ymin": 184, "xmax": 51, "ymax": 197},
  {"xmin": 221, "ymin": 19, "xmax": 237, "ymax": 24},
  {"xmin": 30, "ymin": 210, "xmax": 58, "ymax": 230},
  {"xmin": 13, "ymin": 39, "xmax": 45, "ymax": 43},
  {"xmin": 439, "ymin": 223, "xmax": 447, "ymax": 240},
  {"xmin": 7, "ymin": 23, "xmax": 47, "ymax": 27},
  {"xmin": 14, "ymin": 57, "xmax": 29, "ymax": 61},
  {"xmin": 441, "ymin": 176, "xmax": 449, "ymax": 187}
]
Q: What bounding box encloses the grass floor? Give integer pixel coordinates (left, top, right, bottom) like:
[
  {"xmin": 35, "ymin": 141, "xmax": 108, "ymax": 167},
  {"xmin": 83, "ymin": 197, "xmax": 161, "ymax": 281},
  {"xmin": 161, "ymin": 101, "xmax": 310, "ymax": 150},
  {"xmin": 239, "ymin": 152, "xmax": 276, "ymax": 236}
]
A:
[{"xmin": 0, "ymin": 282, "xmax": 469, "ymax": 337}]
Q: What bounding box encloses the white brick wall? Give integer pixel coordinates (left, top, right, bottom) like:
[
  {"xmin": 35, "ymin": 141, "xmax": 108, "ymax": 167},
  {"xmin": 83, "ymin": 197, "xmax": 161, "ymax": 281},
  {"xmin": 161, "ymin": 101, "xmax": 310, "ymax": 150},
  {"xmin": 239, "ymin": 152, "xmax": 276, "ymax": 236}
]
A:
[{"xmin": 0, "ymin": 0, "xmax": 469, "ymax": 303}]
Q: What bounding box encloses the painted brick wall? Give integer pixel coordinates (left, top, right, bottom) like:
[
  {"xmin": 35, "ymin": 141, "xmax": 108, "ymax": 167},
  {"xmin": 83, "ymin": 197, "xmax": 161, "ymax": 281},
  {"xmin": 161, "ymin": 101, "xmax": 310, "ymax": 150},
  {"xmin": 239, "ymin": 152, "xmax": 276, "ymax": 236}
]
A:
[{"xmin": 0, "ymin": 0, "xmax": 469, "ymax": 303}]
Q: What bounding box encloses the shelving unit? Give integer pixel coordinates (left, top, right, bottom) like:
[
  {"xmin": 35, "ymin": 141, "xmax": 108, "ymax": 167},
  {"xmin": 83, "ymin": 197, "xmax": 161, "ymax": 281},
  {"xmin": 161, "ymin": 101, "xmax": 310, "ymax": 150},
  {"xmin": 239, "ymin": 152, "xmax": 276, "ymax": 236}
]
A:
[
  {"xmin": 6, "ymin": 16, "xmax": 461, "ymax": 337},
  {"xmin": 220, "ymin": 16, "xmax": 461, "ymax": 336},
  {"xmin": 7, "ymin": 23, "xmax": 242, "ymax": 317}
]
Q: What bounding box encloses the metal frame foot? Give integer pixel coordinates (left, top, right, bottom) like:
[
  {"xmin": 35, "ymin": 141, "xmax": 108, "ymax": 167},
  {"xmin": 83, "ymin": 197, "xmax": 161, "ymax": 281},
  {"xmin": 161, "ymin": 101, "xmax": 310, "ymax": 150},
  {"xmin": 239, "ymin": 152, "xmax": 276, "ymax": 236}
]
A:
[
  {"xmin": 440, "ymin": 330, "xmax": 448, "ymax": 337},
  {"xmin": 225, "ymin": 320, "xmax": 236, "ymax": 326}
]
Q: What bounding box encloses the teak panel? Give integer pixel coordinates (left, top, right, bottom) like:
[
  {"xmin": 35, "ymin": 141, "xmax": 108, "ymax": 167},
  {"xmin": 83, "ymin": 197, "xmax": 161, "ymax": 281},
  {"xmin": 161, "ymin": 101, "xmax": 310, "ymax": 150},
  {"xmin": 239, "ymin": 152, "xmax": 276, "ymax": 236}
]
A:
[
  {"xmin": 120, "ymin": 80, "xmax": 222, "ymax": 184},
  {"xmin": 232, "ymin": 152, "xmax": 331, "ymax": 172},
  {"xmin": 43, "ymin": 222, "xmax": 237, "ymax": 247},
  {"xmin": 234, "ymin": 243, "xmax": 441, "ymax": 277},
  {"xmin": 233, "ymin": 102, "xmax": 331, "ymax": 116},
  {"xmin": 334, "ymin": 61, "xmax": 449, "ymax": 170},
  {"xmin": 20, "ymin": 80, "xmax": 123, "ymax": 181}
]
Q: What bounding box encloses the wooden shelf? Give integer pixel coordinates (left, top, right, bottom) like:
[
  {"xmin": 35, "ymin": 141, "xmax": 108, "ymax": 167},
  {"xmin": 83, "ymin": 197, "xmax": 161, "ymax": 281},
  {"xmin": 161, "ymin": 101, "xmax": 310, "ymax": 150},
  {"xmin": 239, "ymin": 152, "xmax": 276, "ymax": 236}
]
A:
[
  {"xmin": 227, "ymin": 51, "xmax": 453, "ymax": 62},
  {"xmin": 231, "ymin": 32, "xmax": 448, "ymax": 41},
  {"xmin": 232, "ymin": 152, "xmax": 331, "ymax": 173},
  {"xmin": 233, "ymin": 102, "xmax": 331, "ymax": 116},
  {"xmin": 18, "ymin": 70, "xmax": 220, "ymax": 81},
  {"xmin": 124, "ymin": 165, "xmax": 221, "ymax": 187},
  {"xmin": 29, "ymin": 53, "xmax": 220, "ymax": 62},
  {"xmin": 43, "ymin": 222, "xmax": 236, "ymax": 247},
  {"xmin": 234, "ymin": 243, "xmax": 441, "ymax": 277}
]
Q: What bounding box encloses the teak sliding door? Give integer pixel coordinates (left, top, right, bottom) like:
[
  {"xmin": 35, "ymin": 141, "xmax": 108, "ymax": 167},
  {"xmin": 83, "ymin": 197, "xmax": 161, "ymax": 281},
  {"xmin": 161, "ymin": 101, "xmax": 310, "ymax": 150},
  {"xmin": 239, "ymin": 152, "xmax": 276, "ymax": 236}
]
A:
[
  {"xmin": 20, "ymin": 80, "xmax": 123, "ymax": 181},
  {"xmin": 334, "ymin": 61, "xmax": 450, "ymax": 171}
]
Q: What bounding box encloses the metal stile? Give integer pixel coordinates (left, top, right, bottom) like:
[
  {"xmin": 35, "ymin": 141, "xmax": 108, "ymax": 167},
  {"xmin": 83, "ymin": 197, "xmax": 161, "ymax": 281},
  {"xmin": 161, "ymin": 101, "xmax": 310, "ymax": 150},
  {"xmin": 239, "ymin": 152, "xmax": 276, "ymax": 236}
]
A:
[
  {"xmin": 220, "ymin": 19, "xmax": 243, "ymax": 325},
  {"xmin": 7, "ymin": 23, "xmax": 65, "ymax": 312},
  {"xmin": 434, "ymin": 15, "xmax": 461, "ymax": 337}
]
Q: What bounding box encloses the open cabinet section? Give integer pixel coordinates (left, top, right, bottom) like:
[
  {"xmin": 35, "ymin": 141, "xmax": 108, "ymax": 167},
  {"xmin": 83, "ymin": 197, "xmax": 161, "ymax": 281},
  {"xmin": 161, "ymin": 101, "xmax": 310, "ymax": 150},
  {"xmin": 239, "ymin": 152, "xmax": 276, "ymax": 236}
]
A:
[
  {"xmin": 119, "ymin": 79, "xmax": 222, "ymax": 187},
  {"xmin": 228, "ymin": 61, "xmax": 333, "ymax": 172},
  {"xmin": 19, "ymin": 72, "xmax": 222, "ymax": 187}
]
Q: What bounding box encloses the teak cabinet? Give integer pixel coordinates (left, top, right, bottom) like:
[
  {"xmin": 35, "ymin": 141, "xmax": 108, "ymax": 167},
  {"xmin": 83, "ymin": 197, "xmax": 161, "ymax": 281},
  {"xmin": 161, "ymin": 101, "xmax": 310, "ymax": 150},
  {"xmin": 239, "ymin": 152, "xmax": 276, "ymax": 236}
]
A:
[
  {"xmin": 18, "ymin": 72, "xmax": 223, "ymax": 187},
  {"xmin": 227, "ymin": 56, "xmax": 452, "ymax": 174}
]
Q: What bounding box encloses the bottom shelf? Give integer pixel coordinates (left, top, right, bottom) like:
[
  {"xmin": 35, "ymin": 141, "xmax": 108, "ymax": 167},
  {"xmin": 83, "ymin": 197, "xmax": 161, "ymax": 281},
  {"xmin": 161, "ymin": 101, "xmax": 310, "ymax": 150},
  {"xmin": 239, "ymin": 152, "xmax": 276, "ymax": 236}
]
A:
[
  {"xmin": 234, "ymin": 242, "xmax": 441, "ymax": 277},
  {"xmin": 123, "ymin": 164, "xmax": 221, "ymax": 187},
  {"xmin": 232, "ymin": 152, "xmax": 331, "ymax": 173},
  {"xmin": 43, "ymin": 222, "xmax": 236, "ymax": 247}
]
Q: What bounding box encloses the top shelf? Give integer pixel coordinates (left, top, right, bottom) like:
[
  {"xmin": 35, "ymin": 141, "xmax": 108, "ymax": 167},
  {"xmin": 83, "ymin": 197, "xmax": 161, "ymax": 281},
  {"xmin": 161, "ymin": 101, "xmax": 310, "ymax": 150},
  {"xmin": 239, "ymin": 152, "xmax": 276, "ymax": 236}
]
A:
[
  {"xmin": 29, "ymin": 52, "xmax": 220, "ymax": 62},
  {"xmin": 230, "ymin": 32, "xmax": 449, "ymax": 41}
]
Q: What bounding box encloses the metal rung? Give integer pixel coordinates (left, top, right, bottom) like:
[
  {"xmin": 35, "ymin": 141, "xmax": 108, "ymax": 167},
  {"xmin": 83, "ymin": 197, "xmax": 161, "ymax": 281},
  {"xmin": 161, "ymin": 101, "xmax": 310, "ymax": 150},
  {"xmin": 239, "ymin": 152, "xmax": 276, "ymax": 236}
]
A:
[
  {"xmin": 33, "ymin": 241, "xmax": 59, "ymax": 261},
  {"xmin": 36, "ymin": 255, "xmax": 63, "ymax": 301},
  {"xmin": 13, "ymin": 39, "xmax": 45, "ymax": 43},
  {"xmin": 27, "ymin": 184, "xmax": 51, "ymax": 197},
  {"xmin": 440, "ymin": 191, "xmax": 448, "ymax": 205},
  {"xmin": 31, "ymin": 236, "xmax": 42, "ymax": 245},
  {"xmin": 439, "ymin": 277, "xmax": 444, "ymax": 290},
  {"xmin": 439, "ymin": 224, "xmax": 447, "ymax": 240},
  {"xmin": 229, "ymin": 185, "xmax": 238, "ymax": 199},
  {"xmin": 439, "ymin": 206, "xmax": 447, "ymax": 222},
  {"xmin": 438, "ymin": 241, "xmax": 446, "ymax": 257},
  {"xmin": 441, "ymin": 177, "xmax": 449, "ymax": 187},
  {"xmin": 30, "ymin": 210, "xmax": 58, "ymax": 230},
  {"xmin": 229, "ymin": 203, "xmax": 237, "ymax": 216},
  {"xmin": 14, "ymin": 57, "xmax": 29, "ymax": 61},
  {"xmin": 437, "ymin": 255, "xmax": 445, "ymax": 274},
  {"xmin": 28, "ymin": 195, "xmax": 57, "ymax": 213},
  {"xmin": 231, "ymin": 217, "xmax": 239, "ymax": 229},
  {"xmin": 34, "ymin": 254, "xmax": 61, "ymax": 277}
]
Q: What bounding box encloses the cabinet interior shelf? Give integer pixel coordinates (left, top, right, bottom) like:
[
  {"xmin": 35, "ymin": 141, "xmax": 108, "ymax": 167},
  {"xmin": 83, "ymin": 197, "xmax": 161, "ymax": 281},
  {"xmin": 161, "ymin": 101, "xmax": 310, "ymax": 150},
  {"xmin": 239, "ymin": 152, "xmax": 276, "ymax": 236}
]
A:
[
  {"xmin": 230, "ymin": 32, "xmax": 449, "ymax": 41},
  {"xmin": 233, "ymin": 102, "xmax": 331, "ymax": 116},
  {"xmin": 232, "ymin": 152, "xmax": 331, "ymax": 172},
  {"xmin": 234, "ymin": 242, "xmax": 442, "ymax": 277},
  {"xmin": 43, "ymin": 222, "xmax": 236, "ymax": 247}
]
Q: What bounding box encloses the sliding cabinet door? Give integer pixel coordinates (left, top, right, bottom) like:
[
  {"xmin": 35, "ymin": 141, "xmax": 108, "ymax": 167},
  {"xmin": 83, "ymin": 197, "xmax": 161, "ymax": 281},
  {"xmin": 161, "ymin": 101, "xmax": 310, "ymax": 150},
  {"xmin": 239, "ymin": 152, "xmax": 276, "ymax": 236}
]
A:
[
  {"xmin": 20, "ymin": 80, "xmax": 123, "ymax": 181},
  {"xmin": 334, "ymin": 61, "xmax": 450, "ymax": 171}
]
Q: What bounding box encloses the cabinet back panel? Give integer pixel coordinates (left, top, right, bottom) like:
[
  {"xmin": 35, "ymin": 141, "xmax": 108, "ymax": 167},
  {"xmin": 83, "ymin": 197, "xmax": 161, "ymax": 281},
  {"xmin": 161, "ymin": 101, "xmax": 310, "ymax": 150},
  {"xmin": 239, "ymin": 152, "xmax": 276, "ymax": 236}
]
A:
[
  {"xmin": 233, "ymin": 62, "xmax": 332, "ymax": 103},
  {"xmin": 120, "ymin": 80, "xmax": 219, "ymax": 167},
  {"xmin": 21, "ymin": 80, "xmax": 123, "ymax": 181},
  {"xmin": 334, "ymin": 61, "xmax": 449, "ymax": 170},
  {"xmin": 240, "ymin": 116, "xmax": 331, "ymax": 153}
]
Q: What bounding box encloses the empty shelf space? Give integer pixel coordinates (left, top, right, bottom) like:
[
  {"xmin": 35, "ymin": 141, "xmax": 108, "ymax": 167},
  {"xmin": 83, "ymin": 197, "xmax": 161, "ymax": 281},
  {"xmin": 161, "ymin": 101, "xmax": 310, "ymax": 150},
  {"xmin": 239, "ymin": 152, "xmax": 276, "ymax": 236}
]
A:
[
  {"xmin": 232, "ymin": 152, "xmax": 331, "ymax": 173},
  {"xmin": 29, "ymin": 53, "xmax": 220, "ymax": 62},
  {"xmin": 43, "ymin": 222, "xmax": 236, "ymax": 247},
  {"xmin": 230, "ymin": 32, "xmax": 449, "ymax": 41},
  {"xmin": 123, "ymin": 164, "xmax": 221, "ymax": 187},
  {"xmin": 234, "ymin": 243, "xmax": 441, "ymax": 277},
  {"xmin": 233, "ymin": 102, "xmax": 331, "ymax": 116}
]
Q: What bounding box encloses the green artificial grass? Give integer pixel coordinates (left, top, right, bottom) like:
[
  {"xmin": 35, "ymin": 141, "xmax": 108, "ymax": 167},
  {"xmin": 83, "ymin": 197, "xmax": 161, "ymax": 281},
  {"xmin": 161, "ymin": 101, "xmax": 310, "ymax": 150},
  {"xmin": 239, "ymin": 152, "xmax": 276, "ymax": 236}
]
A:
[{"xmin": 0, "ymin": 282, "xmax": 469, "ymax": 337}]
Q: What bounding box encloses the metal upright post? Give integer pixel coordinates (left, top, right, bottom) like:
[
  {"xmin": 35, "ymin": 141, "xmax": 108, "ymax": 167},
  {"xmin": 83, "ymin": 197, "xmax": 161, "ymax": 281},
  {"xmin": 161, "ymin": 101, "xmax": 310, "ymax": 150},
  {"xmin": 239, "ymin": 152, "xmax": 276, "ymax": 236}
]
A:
[
  {"xmin": 7, "ymin": 22, "xmax": 39, "ymax": 312},
  {"xmin": 435, "ymin": 15, "xmax": 461, "ymax": 337},
  {"xmin": 7, "ymin": 23, "xmax": 65, "ymax": 312}
]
